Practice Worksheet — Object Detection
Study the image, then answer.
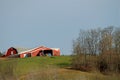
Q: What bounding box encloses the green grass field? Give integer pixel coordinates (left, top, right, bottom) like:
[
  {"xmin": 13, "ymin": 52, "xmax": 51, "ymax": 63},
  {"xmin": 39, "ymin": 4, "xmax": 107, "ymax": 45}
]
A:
[{"xmin": 0, "ymin": 56, "xmax": 120, "ymax": 80}]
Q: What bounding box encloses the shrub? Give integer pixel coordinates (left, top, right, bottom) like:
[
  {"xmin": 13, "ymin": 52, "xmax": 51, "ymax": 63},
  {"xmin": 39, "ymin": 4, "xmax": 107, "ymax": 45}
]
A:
[{"xmin": 97, "ymin": 59, "xmax": 108, "ymax": 73}]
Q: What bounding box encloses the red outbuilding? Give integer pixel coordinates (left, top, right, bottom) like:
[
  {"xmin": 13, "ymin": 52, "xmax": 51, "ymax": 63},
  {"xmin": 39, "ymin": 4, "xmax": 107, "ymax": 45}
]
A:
[
  {"xmin": 19, "ymin": 46, "xmax": 60, "ymax": 58},
  {"xmin": 2, "ymin": 47, "xmax": 18, "ymax": 57},
  {"xmin": 3, "ymin": 46, "xmax": 60, "ymax": 58}
]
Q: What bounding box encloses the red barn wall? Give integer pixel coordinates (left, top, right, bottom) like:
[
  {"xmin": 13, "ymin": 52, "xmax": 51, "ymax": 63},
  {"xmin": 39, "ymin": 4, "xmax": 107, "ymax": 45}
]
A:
[{"xmin": 53, "ymin": 49, "xmax": 60, "ymax": 56}]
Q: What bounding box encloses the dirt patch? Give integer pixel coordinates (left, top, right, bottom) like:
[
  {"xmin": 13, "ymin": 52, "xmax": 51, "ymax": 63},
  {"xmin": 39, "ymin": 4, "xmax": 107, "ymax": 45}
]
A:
[{"xmin": 0, "ymin": 58, "xmax": 7, "ymax": 60}]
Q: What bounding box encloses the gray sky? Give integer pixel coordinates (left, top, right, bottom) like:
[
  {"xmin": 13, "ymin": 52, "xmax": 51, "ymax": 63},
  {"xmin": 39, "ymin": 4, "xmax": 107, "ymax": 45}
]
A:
[{"xmin": 0, "ymin": 0, "xmax": 120, "ymax": 54}]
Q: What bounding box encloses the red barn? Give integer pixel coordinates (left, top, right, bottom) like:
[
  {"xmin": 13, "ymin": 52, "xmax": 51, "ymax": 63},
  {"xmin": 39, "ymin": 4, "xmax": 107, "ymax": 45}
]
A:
[
  {"xmin": 19, "ymin": 46, "xmax": 60, "ymax": 58},
  {"xmin": 2, "ymin": 47, "xmax": 18, "ymax": 57},
  {"xmin": 3, "ymin": 46, "xmax": 60, "ymax": 58}
]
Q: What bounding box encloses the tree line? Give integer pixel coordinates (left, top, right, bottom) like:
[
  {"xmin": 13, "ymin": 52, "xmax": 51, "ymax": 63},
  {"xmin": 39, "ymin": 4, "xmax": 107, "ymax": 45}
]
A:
[{"xmin": 72, "ymin": 26, "xmax": 120, "ymax": 73}]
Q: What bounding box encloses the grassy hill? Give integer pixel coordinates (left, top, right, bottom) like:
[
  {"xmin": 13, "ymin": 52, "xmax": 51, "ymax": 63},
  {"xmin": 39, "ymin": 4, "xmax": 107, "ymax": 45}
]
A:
[{"xmin": 0, "ymin": 56, "xmax": 120, "ymax": 80}]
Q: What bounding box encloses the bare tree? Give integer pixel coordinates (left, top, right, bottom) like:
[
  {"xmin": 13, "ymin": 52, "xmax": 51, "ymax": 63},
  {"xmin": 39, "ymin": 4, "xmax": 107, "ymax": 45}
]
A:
[
  {"xmin": 113, "ymin": 27, "xmax": 120, "ymax": 54},
  {"xmin": 72, "ymin": 26, "xmax": 120, "ymax": 73}
]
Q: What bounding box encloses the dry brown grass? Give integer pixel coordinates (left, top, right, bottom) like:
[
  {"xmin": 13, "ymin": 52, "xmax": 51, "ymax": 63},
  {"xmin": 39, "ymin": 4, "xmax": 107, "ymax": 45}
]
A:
[
  {"xmin": 19, "ymin": 66, "xmax": 90, "ymax": 80},
  {"xmin": 19, "ymin": 66, "xmax": 120, "ymax": 80}
]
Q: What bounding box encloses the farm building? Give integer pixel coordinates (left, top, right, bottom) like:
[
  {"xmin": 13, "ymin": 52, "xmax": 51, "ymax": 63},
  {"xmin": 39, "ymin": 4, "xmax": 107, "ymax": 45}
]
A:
[
  {"xmin": 2, "ymin": 47, "xmax": 18, "ymax": 57},
  {"xmin": 2, "ymin": 46, "xmax": 60, "ymax": 58}
]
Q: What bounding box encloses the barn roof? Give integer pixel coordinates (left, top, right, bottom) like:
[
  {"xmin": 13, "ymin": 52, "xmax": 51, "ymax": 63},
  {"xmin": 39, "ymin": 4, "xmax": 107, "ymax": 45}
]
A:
[
  {"xmin": 11, "ymin": 46, "xmax": 60, "ymax": 55},
  {"xmin": 18, "ymin": 46, "xmax": 52, "ymax": 54},
  {"xmin": 14, "ymin": 47, "xmax": 31, "ymax": 54}
]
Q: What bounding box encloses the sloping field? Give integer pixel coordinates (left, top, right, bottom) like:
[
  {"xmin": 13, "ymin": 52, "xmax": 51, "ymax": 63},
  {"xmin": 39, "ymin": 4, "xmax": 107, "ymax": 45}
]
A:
[{"xmin": 0, "ymin": 56, "xmax": 120, "ymax": 80}]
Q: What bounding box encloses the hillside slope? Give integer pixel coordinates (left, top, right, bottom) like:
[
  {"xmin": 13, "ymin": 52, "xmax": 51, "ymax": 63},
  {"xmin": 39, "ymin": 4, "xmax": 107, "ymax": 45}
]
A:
[{"xmin": 0, "ymin": 56, "xmax": 120, "ymax": 80}]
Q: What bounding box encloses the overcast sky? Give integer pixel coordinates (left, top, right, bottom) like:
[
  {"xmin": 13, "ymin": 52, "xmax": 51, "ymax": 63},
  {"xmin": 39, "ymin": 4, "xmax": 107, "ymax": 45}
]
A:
[{"xmin": 0, "ymin": 0, "xmax": 120, "ymax": 54}]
